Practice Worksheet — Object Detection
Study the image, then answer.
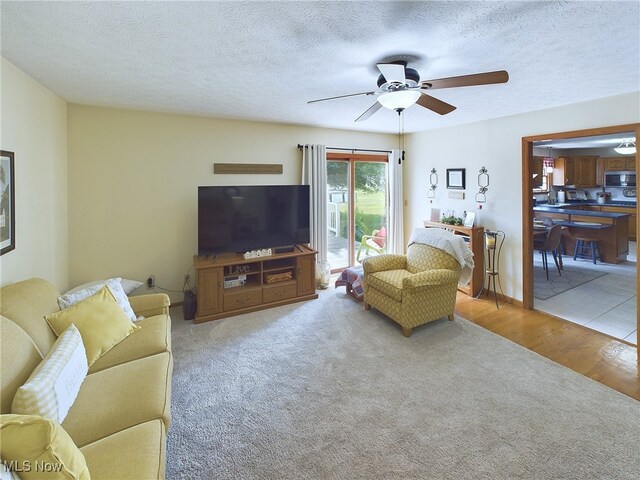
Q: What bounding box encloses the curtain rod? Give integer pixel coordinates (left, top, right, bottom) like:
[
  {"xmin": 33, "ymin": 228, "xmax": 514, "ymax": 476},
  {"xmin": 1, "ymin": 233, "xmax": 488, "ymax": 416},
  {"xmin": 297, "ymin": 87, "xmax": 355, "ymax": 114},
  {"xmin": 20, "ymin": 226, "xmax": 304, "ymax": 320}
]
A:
[{"xmin": 297, "ymin": 144, "xmax": 392, "ymax": 154}]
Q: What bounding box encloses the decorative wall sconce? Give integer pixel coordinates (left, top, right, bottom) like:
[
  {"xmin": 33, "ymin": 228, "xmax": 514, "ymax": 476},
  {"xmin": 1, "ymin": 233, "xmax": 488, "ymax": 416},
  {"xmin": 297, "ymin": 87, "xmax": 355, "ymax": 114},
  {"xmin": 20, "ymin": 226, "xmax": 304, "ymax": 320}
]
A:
[
  {"xmin": 475, "ymin": 167, "xmax": 489, "ymax": 204},
  {"xmin": 428, "ymin": 168, "xmax": 438, "ymax": 198}
]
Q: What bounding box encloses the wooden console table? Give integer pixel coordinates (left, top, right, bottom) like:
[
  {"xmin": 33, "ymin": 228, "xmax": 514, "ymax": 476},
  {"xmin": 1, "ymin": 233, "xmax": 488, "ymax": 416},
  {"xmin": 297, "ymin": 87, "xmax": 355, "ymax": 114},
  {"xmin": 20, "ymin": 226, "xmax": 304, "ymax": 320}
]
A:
[
  {"xmin": 193, "ymin": 244, "xmax": 318, "ymax": 324},
  {"xmin": 422, "ymin": 221, "xmax": 485, "ymax": 297}
]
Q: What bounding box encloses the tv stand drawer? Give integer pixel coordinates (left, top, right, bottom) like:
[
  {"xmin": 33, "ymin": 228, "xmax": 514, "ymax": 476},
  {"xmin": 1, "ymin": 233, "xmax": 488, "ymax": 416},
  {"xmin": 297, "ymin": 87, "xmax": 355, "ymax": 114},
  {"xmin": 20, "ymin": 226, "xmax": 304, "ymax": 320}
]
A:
[
  {"xmin": 223, "ymin": 288, "xmax": 262, "ymax": 311},
  {"xmin": 263, "ymin": 282, "xmax": 297, "ymax": 303}
]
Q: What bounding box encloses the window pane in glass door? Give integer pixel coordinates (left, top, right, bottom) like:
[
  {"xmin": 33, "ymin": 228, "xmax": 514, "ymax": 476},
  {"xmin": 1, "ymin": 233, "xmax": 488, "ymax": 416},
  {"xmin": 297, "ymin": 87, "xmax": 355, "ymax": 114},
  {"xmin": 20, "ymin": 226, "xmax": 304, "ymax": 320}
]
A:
[
  {"xmin": 327, "ymin": 160, "xmax": 349, "ymax": 270},
  {"xmin": 354, "ymin": 162, "xmax": 388, "ymax": 264}
]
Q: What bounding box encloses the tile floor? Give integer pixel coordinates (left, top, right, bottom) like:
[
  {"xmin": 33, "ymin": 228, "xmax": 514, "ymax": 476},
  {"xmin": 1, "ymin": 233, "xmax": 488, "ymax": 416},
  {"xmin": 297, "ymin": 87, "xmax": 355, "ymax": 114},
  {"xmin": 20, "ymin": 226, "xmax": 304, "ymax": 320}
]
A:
[{"xmin": 534, "ymin": 242, "xmax": 637, "ymax": 345}]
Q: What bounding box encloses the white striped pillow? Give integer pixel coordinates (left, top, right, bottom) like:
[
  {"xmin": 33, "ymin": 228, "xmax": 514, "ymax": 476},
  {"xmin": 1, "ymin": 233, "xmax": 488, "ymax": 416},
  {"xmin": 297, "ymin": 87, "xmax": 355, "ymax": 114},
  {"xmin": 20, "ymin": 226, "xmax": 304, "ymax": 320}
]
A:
[{"xmin": 12, "ymin": 324, "xmax": 87, "ymax": 423}]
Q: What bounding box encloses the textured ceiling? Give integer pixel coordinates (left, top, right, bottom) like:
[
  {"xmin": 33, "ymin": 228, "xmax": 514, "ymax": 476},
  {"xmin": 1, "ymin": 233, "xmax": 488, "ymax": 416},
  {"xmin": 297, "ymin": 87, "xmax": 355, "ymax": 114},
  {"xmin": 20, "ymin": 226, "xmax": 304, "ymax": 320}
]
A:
[{"xmin": 1, "ymin": 1, "xmax": 639, "ymax": 134}]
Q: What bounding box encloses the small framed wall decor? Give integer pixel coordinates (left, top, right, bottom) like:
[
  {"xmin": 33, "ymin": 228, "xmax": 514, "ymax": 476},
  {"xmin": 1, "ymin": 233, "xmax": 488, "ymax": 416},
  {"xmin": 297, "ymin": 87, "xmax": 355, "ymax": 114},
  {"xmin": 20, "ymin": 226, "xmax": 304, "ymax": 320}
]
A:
[
  {"xmin": 0, "ymin": 150, "xmax": 15, "ymax": 255},
  {"xmin": 463, "ymin": 211, "xmax": 476, "ymax": 228},
  {"xmin": 446, "ymin": 168, "xmax": 466, "ymax": 190}
]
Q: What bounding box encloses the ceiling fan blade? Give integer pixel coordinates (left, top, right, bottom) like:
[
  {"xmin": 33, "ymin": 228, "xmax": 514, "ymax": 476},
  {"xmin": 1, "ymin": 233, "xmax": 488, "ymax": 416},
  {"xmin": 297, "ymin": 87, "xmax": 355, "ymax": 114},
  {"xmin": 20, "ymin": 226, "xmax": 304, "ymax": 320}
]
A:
[
  {"xmin": 307, "ymin": 91, "xmax": 376, "ymax": 104},
  {"xmin": 377, "ymin": 63, "xmax": 406, "ymax": 84},
  {"xmin": 421, "ymin": 70, "xmax": 509, "ymax": 90},
  {"xmin": 355, "ymin": 102, "xmax": 382, "ymax": 122},
  {"xmin": 416, "ymin": 93, "xmax": 457, "ymax": 115}
]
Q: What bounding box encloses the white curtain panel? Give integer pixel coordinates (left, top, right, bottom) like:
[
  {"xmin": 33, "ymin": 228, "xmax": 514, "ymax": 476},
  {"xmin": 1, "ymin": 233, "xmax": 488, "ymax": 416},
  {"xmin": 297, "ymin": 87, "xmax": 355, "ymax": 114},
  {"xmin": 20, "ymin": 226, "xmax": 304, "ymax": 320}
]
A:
[
  {"xmin": 387, "ymin": 149, "xmax": 404, "ymax": 254},
  {"xmin": 301, "ymin": 144, "xmax": 328, "ymax": 264}
]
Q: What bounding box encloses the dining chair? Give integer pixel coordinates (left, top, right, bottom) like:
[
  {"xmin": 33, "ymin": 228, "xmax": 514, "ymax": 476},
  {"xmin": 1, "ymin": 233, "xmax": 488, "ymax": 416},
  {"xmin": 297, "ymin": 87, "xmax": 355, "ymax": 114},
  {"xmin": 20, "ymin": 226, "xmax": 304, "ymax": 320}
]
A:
[{"xmin": 536, "ymin": 224, "xmax": 563, "ymax": 280}]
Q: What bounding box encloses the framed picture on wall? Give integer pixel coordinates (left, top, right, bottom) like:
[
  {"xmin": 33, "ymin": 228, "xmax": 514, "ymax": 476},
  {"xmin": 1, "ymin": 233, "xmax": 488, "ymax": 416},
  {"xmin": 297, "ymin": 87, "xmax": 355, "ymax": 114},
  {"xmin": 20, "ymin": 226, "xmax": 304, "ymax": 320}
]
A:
[
  {"xmin": 446, "ymin": 168, "xmax": 466, "ymax": 189},
  {"xmin": 0, "ymin": 150, "xmax": 15, "ymax": 255}
]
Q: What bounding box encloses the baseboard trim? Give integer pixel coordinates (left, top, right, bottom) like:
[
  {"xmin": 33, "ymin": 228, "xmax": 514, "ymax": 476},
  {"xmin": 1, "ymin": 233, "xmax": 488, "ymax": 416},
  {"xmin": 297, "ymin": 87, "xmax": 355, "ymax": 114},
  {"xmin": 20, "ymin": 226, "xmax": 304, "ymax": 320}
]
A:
[{"xmin": 476, "ymin": 289, "xmax": 523, "ymax": 308}]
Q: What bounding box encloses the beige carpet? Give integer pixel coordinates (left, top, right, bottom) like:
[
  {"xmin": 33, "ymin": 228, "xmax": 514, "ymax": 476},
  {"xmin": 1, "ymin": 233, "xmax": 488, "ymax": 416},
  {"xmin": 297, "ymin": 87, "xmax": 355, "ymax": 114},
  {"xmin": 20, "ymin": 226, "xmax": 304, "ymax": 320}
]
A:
[{"xmin": 167, "ymin": 286, "xmax": 639, "ymax": 479}]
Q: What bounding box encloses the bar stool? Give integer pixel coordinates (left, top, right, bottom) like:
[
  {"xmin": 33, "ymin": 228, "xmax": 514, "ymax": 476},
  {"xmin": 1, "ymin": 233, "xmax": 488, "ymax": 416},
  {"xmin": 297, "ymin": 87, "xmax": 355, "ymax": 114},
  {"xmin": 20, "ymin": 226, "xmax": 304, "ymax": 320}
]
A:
[{"xmin": 573, "ymin": 237, "xmax": 601, "ymax": 264}]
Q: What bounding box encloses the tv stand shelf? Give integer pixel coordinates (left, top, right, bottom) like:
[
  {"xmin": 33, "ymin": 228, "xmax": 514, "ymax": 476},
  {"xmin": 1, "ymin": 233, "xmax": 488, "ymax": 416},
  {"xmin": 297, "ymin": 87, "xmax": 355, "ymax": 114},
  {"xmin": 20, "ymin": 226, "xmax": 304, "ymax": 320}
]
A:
[{"xmin": 193, "ymin": 244, "xmax": 318, "ymax": 323}]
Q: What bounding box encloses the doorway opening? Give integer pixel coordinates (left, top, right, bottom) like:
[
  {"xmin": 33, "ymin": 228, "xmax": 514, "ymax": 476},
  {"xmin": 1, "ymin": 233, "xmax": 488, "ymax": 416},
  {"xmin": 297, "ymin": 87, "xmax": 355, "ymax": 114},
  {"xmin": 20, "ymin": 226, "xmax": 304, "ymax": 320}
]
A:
[{"xmin": 522, "ymin": 124, "xmax": 640, "ymax": 346}]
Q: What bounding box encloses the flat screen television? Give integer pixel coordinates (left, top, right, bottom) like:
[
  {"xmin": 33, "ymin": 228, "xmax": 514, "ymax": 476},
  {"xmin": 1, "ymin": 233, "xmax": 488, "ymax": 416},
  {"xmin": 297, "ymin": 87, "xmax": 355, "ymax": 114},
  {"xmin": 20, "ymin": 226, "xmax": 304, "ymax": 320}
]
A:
[{"xmin": 198, "ymin": 185, "xmax": 310, "ymax": 256}]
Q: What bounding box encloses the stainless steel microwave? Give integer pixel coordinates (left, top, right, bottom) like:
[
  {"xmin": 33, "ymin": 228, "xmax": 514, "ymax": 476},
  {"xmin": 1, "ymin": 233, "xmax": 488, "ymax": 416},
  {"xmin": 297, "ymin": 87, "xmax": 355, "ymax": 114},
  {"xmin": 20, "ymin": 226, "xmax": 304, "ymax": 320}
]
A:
[{"xmin": 604, "ymin": 171, "xmax": 636, "ymax": 187}]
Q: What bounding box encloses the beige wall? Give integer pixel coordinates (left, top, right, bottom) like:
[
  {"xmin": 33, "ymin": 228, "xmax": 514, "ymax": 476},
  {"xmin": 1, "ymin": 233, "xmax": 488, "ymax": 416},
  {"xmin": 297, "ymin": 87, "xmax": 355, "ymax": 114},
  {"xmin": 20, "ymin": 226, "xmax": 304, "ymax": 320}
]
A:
[
  {"xmin": 7, "ymin": 59, "xmax": 636, "ymax": 305},
  {"xmin": 67, "ymin": 105, "xmax": 395, "ymax": 301},
  {"xmin": 404, "ymin": 91, "xmax": 640, "ymax": 301},
  {"xmin": 0, "ymin": 59, "xmax": 68, "ymax": 290}
]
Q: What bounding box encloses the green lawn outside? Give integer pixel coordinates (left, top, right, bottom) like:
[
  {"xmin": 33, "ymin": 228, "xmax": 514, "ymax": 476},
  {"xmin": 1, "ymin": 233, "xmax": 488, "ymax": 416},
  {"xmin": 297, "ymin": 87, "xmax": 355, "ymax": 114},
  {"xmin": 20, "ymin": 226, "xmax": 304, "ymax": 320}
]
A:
[{"xmin": 337, "ymin": 191, "xmax": 387, "ymax": 241}]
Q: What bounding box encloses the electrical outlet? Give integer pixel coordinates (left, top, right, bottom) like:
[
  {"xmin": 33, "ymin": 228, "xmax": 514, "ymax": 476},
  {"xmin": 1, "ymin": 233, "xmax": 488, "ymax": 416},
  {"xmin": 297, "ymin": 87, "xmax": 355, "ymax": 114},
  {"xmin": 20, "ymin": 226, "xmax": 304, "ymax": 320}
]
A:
[{"xmin": 147, "ymin": 275, "xmax": 155, "ymax": 288}]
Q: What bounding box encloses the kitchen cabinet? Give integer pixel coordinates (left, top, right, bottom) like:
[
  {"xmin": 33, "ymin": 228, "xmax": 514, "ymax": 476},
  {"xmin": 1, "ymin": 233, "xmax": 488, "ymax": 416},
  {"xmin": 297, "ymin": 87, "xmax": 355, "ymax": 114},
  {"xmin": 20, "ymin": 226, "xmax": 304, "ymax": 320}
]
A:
[
  {"xmin": 599, "ymin": 205, "xmax": 636, "ymax": 242},
  {"xmin": 531, "ymin": 156, "xmax": 544, "ymax": 188},
  {"xmin": 573, "ymin": 156, "xmax": 597, "ymax": 187},
  {"xmin": 604, "ymin": 156, "xmax": 636, "ymax": 171},
  {"xmin": 552, "ymin": 157, "xmax": 575, "ymax": 186},
  {"xmin": 552, "ymin": 156, "xmax": 597, "ymax": 187},
  {"xmin": 571, "ymin": 204, "xmax": 635, "ymax": 241},
  {"xmin": 596, "ymin": 158, "xmax": 605, "ymax": 186}
]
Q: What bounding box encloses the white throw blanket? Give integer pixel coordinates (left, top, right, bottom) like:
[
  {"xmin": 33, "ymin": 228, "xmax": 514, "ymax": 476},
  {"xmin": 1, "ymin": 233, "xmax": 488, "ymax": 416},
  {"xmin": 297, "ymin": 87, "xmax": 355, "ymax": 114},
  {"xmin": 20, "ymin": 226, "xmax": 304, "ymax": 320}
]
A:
[{"xmin": 408, "ymin": 228, "xmax": 475, "ymax": 286}]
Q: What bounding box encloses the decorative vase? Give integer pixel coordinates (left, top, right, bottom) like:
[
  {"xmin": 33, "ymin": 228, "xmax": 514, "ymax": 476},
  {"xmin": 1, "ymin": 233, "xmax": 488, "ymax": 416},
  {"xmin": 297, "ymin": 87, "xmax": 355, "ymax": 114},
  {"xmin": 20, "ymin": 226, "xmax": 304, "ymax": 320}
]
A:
[{"xmin": 316, "ymin": 261, "xmax": 331, "ymax": 289}]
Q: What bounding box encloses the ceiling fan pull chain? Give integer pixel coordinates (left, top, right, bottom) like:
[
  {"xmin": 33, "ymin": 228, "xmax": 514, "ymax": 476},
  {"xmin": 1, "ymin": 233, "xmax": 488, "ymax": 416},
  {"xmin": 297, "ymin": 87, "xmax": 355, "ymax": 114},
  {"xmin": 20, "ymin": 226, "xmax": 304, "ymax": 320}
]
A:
[{"xmin": 397, "ymin": 110, "xmax": 405, "ymax": 164}]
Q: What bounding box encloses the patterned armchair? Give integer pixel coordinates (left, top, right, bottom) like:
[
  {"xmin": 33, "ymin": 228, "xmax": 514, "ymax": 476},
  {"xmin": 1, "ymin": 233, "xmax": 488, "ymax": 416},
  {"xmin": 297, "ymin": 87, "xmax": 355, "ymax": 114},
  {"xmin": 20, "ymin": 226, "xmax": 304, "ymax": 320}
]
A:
[{"xmin": 362, "ymin": 243, "xmax": 461, "ymax": 337}]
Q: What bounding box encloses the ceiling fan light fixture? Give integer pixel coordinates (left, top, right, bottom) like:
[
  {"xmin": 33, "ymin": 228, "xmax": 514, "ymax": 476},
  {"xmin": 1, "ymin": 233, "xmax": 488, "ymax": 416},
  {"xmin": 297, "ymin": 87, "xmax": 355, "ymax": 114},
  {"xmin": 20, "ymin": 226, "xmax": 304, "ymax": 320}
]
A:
[
  {"xmin": 613, "ymin": 139, "xmax": 636, "ymax": 155},
  {"xmin": 377, "ymin": 90, "xmax": 421, "ymax": 111}
]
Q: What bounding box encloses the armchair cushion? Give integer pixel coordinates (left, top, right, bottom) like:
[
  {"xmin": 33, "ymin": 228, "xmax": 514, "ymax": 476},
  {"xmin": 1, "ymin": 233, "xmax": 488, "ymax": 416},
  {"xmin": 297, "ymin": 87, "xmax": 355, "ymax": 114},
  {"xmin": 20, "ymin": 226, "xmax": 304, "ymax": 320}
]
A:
[
  {"xmin": 367, "ymin": 270, "xmax": 412, "ymax": 302},
  {"xmin": 402, "ymin": 269, "xmax": 460, "ymax": 290}
]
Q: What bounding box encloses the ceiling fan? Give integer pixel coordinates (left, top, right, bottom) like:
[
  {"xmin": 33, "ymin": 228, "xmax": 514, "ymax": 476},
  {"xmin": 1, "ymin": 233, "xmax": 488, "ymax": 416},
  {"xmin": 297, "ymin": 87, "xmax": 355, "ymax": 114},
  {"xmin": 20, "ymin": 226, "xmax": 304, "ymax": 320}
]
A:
[{"xmin": 308, "ymin": 61, "xmax": 509, "ymax": 122}]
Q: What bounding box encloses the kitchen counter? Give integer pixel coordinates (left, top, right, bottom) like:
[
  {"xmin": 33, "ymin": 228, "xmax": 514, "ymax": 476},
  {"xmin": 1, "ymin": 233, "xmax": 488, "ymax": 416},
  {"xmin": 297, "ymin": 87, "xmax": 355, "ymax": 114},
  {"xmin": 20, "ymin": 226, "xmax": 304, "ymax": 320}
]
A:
[
  {"xmin": 537, "ymin": 200, "xmax": 636, "ymax": 208},
  {"xmin": 533, "ymin": 206, "xmax": 630, "ymax": 263},
  {"xmin": 533, "ymin": 205, "xmax": 631, "ymax": 218}
]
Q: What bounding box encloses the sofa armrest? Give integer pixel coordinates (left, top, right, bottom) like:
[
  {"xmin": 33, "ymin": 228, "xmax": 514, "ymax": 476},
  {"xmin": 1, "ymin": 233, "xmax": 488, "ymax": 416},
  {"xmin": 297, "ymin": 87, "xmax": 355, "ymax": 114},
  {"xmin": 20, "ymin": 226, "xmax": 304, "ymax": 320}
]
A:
[
  {"xmin": 129, "ymin": 294, "xmax": 171, "ymax": 317},
  {"xmin": 403, "ymin": 269, "xmax": 459, "ymax": 290},
  {"xmin": 363, "ymin": 254, "xmax": 407, "ymax": 274}
]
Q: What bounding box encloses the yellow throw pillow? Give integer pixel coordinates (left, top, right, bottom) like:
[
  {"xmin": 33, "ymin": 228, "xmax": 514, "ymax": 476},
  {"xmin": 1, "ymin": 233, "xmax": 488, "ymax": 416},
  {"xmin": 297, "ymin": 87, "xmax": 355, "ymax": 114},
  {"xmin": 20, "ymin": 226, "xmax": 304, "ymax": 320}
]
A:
[
  {"xmin": 45, "ymin": 286, "xmax": 139, "ymax": 367},
  {"xmin": 0, "ymin": 414, "xmax": 90, "ymax": 480}
]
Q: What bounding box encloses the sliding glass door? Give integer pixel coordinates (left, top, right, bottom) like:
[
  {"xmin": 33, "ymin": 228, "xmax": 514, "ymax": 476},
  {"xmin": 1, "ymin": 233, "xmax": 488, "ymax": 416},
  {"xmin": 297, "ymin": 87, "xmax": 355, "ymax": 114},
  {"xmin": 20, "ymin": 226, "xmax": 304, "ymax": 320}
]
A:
[{"xmin": 326, "ymin": 153, "xmax": 388, "ymax": 271}]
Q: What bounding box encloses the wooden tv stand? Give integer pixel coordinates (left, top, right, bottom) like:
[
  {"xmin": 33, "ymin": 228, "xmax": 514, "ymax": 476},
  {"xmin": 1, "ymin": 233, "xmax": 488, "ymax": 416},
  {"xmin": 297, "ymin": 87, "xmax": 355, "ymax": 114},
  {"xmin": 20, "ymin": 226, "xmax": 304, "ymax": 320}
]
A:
[{"xmin": 193, "ymin": 244, "xmax": 318, "ymax": 324}]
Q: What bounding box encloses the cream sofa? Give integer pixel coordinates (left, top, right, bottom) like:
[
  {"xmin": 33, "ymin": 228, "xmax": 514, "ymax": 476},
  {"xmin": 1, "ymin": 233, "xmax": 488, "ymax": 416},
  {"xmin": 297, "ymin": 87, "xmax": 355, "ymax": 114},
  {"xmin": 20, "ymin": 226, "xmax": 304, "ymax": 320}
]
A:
[{"xmin": 0, "ymin": 278, "xmax": 172, "ymax": 479}]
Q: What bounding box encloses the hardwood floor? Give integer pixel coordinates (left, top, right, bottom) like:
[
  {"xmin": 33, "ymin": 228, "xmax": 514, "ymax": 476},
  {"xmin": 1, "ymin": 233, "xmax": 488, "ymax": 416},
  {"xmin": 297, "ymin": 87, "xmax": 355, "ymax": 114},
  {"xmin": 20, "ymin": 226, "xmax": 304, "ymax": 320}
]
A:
[{"xmin": 455, "ymin": 292, "xmax": 639, "ymax": 401}]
